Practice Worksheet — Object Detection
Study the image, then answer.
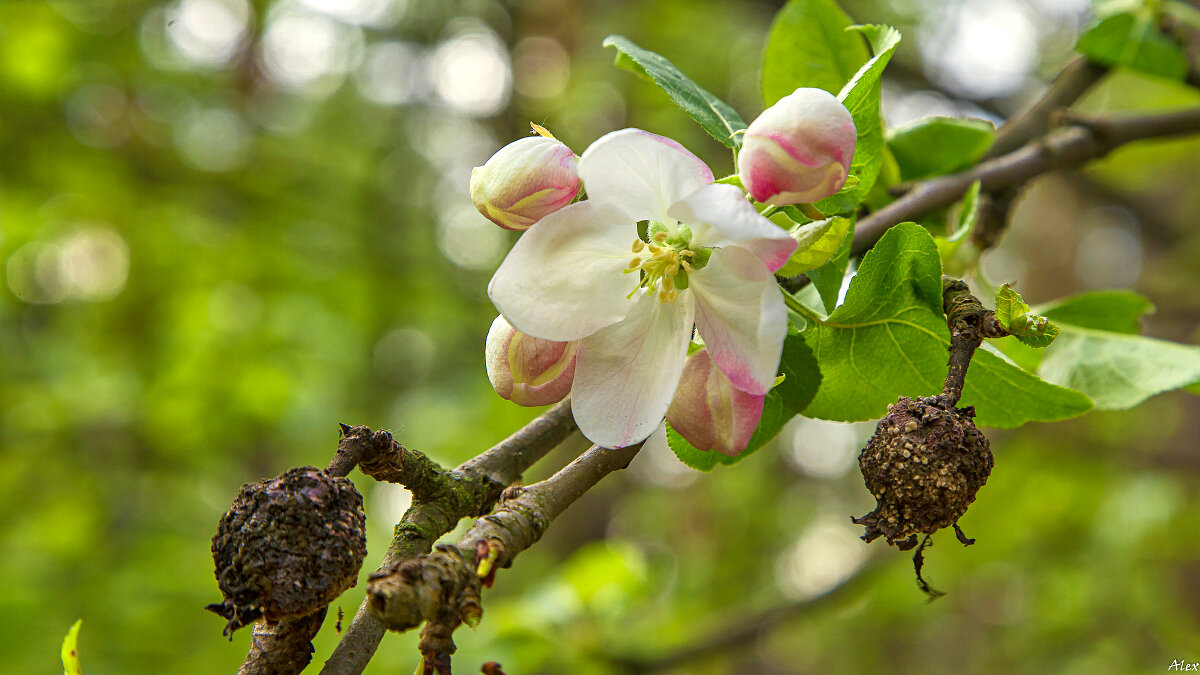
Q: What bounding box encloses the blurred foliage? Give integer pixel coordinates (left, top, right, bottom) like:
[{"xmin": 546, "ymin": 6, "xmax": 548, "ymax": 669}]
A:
[{"xmin": 1, "ymin": 0, "xmax": 1199, "ymax": 673}]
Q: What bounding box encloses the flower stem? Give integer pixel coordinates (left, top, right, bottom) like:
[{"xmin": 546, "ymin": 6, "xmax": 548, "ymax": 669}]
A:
[{"xmin": 780, "ymin": 289, "xmax": 824, "ymax": 325}]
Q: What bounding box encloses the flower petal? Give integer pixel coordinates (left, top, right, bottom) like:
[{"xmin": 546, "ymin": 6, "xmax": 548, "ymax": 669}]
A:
[
  {"xmin": 690, "ymin": 246, "xmax": 788, "ymax": 395},
  {"xmin": 667, "ymin": 349, "xmax": 765, "ymax": 457},
  {"xmin": 488, "ymin": 201, "xmax": 640, "ymax": 341},
  {"xmin": 572, "ymin": 290, "xmax": 695, "ymax": 448},
  {"xmin": 667, "ymin": 183, "xmax": 797, "ymax": 272},
  {"xmin": 579, "ymin": 129, "xmax": 714, "ymax": 223}
]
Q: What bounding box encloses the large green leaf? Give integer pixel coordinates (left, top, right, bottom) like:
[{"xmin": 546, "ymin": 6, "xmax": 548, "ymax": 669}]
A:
[
  {"xmin": 1076, "ymin": 11, "xmax": 1188, "ymax": 81},
  {"xmin": 1039, "ymin": 290, "xmax": 1154, "ymax": 334},
  {"xmin": 887, "ymin": 116, "xmax": 995, "ymax": 181},
  {"xmin": 815, "ymin": 25, "xmax": 902, "ymax": 215},
  {"xmin": 800, "ymin": 223, "xmax": 1092, "ymax": 427},
  {"xmin": 977, "ymin": 289, "xmax": 1197, "ymax": 411},
  {"xmin": 603, "ymin": 35, "xmax": 748, "ymax": 148},
  {"xmin": 761, "ymin": 0, "xmax": 869, "ymax": 103},
  {"xmin": 1038, "ymin": 329, "xmax": 1200, "ymax": 410}
]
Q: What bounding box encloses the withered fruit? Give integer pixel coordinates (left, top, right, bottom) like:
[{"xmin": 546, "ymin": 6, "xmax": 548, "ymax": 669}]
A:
[
  {"xmin": 853, "ymin": 396, "xmax": 992, "ymax": 549},
  {"xmin": 207, "ymin": 466, "xmax": 367, "ymax": 635}
]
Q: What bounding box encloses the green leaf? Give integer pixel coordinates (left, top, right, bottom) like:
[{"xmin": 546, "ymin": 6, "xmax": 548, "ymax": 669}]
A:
[
  {"xmin": 887, "ymin": 117, "xmax": 995, "ymax": 181},
  {"xmin": 777, "ymin": 216, "xmax": 852, "ymax": 276},
  {"xmin": 993, "ymin": 289, "xmax": 1156, "ymax": 372},
  {"xmin": 603, "ymin": 35, "xmax": 748, "ymax": 148},
  {"xmin": 815, "ymin": 25, "xmax": 902, "ymax": 215},
  {"xmin": 62, "ymin": 619, "xmax": 82, "ymax": 675},
  {"xmin": 1038, "ymin": 329, "xmax": 1200, "ymax": 410},
  {"xmin": 1039, "ymin": 290, "xmax": 1154, "ymax": 334},
  {"xmin": 935, "ymin": 180, "xmax": 981, "ymax": 264},
  {"xmin": 776, "ymin": 332, "xmax": 822, "ymax": 414},
  {"xmin": 801, "ymin": 223, "xmax": 1092, "ymax": 427},
  {"xmin": 806, "ymin": 217, "xmax": 855, "ymax": 313},
  {"xmin": 761, "ymin": 0, "xmax": 869, "ymax": 103},
  {"xmin": 1076, "ymin": 12, "xmax": 1188, "ymax": 81},
  {"xmin": 977, "ymin": 289, "xmax": 1197, "ymax": 411},
  {"xmin": 995, "ymin": 284, "xmax": 1060, "ymax": 348},
  {"xmin": 667, "ymin": 391, "xmax": 788, "ymax": 470}
]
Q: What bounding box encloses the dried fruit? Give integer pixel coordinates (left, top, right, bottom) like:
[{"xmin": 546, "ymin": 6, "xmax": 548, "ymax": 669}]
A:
[
  {"xmin": 853, "ymin": 396, "xmax": 992, "ymax": 549},
  {"xmin": 207, "ymin": 466, "xmax": 367, "ymax": 635}
]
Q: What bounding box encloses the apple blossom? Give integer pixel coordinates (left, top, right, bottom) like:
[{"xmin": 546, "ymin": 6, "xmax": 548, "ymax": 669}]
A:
[
  {"xmin": 484, "ymin": 315, "xmax": 577, "ymax": 407},
  {"xmin": 667, "ymin": 348, "xmax": 765, "ymax": 456},
  {"xmin": 488, "ymin": 129, "xmax": 796, "ymax": 449},
  {"xmin": 470, "ymin": 133, "xmax": 582, "ymax": 231},
  {"xmin": 738, "ymin": 87, "xmax": 856, "ymax": 206}
]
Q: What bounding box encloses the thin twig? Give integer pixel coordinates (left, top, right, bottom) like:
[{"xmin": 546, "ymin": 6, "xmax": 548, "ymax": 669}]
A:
[{"xmin": 852, "ymin": 106, "xmax": 1200, "ymax": 255}]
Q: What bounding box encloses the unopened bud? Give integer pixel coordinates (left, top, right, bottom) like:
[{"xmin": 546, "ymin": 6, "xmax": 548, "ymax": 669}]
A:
[
  {"xmin": 738, "ymin": 88, "xmax": 856, "ymax": 206},
  {"xmin": 666, "ymin": 349, "xmax": 764, "ymax": 457},
  {"xmin": 470, "ymin": 136, "xmax": 582, "ymax": 231},
  {"xmin": 485, "ymin": 315, "xmax": 577, "ymax": 407}
]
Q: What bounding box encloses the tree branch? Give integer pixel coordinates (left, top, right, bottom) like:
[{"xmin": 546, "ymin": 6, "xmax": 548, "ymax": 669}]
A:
[
  {"xmin": 852, "ymin": 106, "xmax": 1200, "ymax": 255},
  {"xmin": 319, "ymin": 399, "xmax": 578, "ymax": 675},
  {"xmin": 985, "ymin": 57, "xmax": 1108, "ymax": 159},
  {"xmin": 365, "ymin": 441, "xmax": 645, "ymax": 672}
]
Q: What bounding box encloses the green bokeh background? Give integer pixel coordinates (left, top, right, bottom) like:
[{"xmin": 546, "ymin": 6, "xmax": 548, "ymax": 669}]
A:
[{"xmin": 2, "ymin": 0, "xmax": 1199, "ymax": 673}]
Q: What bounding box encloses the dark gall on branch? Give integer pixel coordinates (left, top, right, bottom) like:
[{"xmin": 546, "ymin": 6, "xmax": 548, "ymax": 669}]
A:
[
  {"xmin": 853, "ymin": 396, "xmax": 992, "ymax": 549},
  {"xmin": 208, "ymin": 466, "xmax": 368, "ymax": 636}
]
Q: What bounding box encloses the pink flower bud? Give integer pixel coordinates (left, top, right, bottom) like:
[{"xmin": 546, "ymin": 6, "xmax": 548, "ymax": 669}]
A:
[
  {"xmin": 738, "ymin": 88, "xmax": 856, "ymax": 206},
  {"xmin": 667, "ymin": 349, "xmax": 765, "ymax": 457},
  {"xmin": 470, "ymin": 136, "xmax": 582, "ymax": 231},
  {"xmin": 485, "ymin": 315, "xmax": 577, "ymax": 407}
]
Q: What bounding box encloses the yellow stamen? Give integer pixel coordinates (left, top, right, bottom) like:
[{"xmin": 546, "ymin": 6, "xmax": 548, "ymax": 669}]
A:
[
  {"xmin": 628, "ymin": 256, "xmax": 643, "ymax": 269},
  {"xmin": 653, "ymin": 231, "xmax": 668, "ymax": 243},
  {"xmin": 647, "ymin": 244, "xmax": 661, "ymax": 254},
  {"xmin": 530, "ymin": 122, "xmax": 555, "ymax": 138},
  {"xmin": 632, "ymin": 239, "xmax": 644, "ymax": 253},
  {"xmin": 681, "ymin": 260, "xmax": 694, "ymax": 273}
]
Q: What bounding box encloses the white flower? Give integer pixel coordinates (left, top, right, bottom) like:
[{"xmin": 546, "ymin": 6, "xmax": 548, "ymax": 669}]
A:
[{"xmin": 488, "ymin": 129, "xmax": 796, "ymax": 448}]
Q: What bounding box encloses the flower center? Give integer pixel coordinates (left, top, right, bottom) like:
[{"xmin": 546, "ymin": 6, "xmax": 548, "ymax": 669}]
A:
[{"xmin": 623, "ymin": 222, "xmax": 706, "ymax": 303}]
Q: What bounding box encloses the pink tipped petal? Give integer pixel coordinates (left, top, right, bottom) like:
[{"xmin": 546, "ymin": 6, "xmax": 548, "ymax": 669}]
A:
[
  {"xmin": 667, "ymin": 349, "xmax": 765, "ymax": 456},
  {"xmin": 739, "ymin": 137, "xmax": 847, "ymax": 205},
  {"xmin": 471, "ymin": 136, "xmax": 581, "ymax": 229},
  {"xmin": 484, "ymin": 315, "xmax": 577, "ymax": 407},
  {"xmin": 572, "ymin": 291, "xmax": 695, "ymax": 448},
  {"xmin": 689, "ymin": 247, "xmax": 788, "ymax": 395},
  {"xmin": 737, "ymin": 88, "xmax": 856, "ymax": 206},
  {"xmin": 579, "ymin": 129, "xmax": 715, "ymax": 223},
  {"xmin": 667, "ymin": 183, "xmax": 797, "ymax": 272},
  {"xmin": 488, "ymin": 201, "xmax": 639, "ymax": 341}
]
